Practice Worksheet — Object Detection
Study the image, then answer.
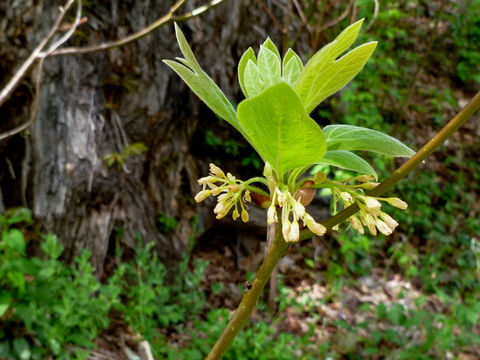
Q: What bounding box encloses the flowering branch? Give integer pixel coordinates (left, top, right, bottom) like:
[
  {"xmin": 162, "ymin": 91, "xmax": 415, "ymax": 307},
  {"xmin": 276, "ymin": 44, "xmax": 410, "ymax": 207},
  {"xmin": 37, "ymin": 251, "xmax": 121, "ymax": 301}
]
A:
[{"xmin": 205, "ymin": 89, "xmax": 480, "ymax": 360}]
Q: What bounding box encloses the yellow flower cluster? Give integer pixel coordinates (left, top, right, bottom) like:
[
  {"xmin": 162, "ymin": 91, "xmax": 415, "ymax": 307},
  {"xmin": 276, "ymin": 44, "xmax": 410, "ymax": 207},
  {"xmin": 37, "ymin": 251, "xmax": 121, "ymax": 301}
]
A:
[
  {"xmin": 267, "ymin": 186, "xmax": 326, "ymax": 242},
  {"xmin": 195, "ymin": 164, "xmax": 251, "ymax": 222},
  {"xmin": 331, "ymin": 181, "xmax": 408, "ymax": 236}
]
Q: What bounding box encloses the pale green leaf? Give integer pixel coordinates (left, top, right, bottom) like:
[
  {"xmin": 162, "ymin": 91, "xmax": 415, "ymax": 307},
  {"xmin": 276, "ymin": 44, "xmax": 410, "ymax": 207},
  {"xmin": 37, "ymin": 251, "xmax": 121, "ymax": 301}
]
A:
[
  {"xmin": 317, "ymin": 150, "xmax": 377, "ymax": 179},
  {"xmin": 237, "ymin": 82, "xmax": 326, "ymax": 175},
  {"xmin": 262, "ymin": 38, "xmax": 281, "ymax": 62},
  {"xmin": 173, "ymin": 23, "xmax": 202, "ymax": 73},
  {"xmin": 257, "ymin": 46, "xmax": 282, "ymax": 87},
  {"xmin": 283, "ymin": 50, "xmax": 303, "ymax": 85},
  {"xmin": 294, "ymin": 18, "xmax": 377, "ymax": 113},
  {"xmin": 244, "ymin": 60, "xmax": 265, "ymax": 98},
  {"xmin": 164, "ymin": 25, "xmax": 249, "ymax": 140},
  {"xmin": 324, "ymin": 125, "xmax": 415, "ymax": 157},
  {"xmin": 238, "ymin": 47, "xmax": 257, "ymax": 97}
]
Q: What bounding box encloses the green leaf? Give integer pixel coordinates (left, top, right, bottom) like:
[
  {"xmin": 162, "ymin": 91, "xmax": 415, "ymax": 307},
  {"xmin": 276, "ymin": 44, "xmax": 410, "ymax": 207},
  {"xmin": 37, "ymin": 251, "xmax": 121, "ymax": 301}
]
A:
[
  {"xmin": 324, "ymin": 124, "xmax": 415, "ymax": 157},
  {"xmin": 257, "ymin": 46, "xmax": 282, "ymax": 87},
  {"xmin": 318, "ymin": 150, "xmax": 377, "ymax": 179},
  {"xmin": 238, "ymin": 47, "xmax": 257, "ymax": 97},
  {"xmin": 262, "ymin": 38, "xmax": 281, "ymax": 62},
  {"xmin": 163, "ymin": 24, "xmax": 248, "ymax": 140},
  {"xmin": 294, "ymin": 19, "xmax": 377, "ymax": 113},
  {"xmin": 244, "ymin": 60, "xmax": 264, "ymax": 98},
  {"xmin": 237, "ymin": 82, "xmax": 326, "ymax": 175},
  {"xmin": 282, "ymin": 49, "xmax": 303, "ymax": 85},
  {"xmin": 13, "ymin": 338, "xmax": 31, "ymax": 360},
  {"xmin": 3, "ymin": 229, "xmax": 25, "ymax": 254},
  {"xmin": 0, "ymin": 292, "xmax": 12, "ymax": 317}
]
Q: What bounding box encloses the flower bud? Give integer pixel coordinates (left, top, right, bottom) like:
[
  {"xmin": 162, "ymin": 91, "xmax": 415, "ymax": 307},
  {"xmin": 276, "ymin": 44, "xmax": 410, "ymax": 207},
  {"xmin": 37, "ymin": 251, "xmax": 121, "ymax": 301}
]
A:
[
  {"xmin": 349, "ymin": 215, "xmax": 364, "ymax": 234},
  {"xmin": 385, "ymin": 197, "xmax": 408, "ymax": 210},
  {"xmin": 198, "ymin": 176, "xmax": 215, "ymax": 185},
  {"xmin": 286, "ymin": 220, "xmax": 300, "ymax": 242},
  {"xmin": 241, "ymin": 208, "xmax": 249, "ymax": 223},
  {"xmin": 232, "ymin": 207, "xmax": 239, "ymax": 220},
  {"xmin": 376, "ymin": 220, "xmax": 393, "ymax": 236},
  {"xmin": 243, "ymin": 190, "xmax": 251, "ymax": 202},
  {"xmin": 194, "ymin": 190, "xmax": 211, "ymax": 202},
  {"xmin": 363, "ymin": 196, "xmax": 382, "ymax": 210},
  {"xmin": 381, "ymin": 213, "xmax": 398, "ymax": 231},
  {"xmin": 209, "ymin": 163, "xmax": 225, "ymax": 178},
  {"xmin": 293, "ymin": 200, "xmax": 305, "ymax": 218},
  {"xmin": 340, "ymin": 192, "xmax": 353, "ymax": 202},
  {"xmin": 263, "ymin": 162, "xmax": 273, "ymax": 178},
  {"xmin": 267, "ymin": 205, "xmax": 277, "ymax": 225},
  {"xmin": 365, "ymin": 214, "xmax": 377, "ymax": 235},
  {"xmin": 282, "ymin": 220, "xmax": 291, "ymax": 240}
]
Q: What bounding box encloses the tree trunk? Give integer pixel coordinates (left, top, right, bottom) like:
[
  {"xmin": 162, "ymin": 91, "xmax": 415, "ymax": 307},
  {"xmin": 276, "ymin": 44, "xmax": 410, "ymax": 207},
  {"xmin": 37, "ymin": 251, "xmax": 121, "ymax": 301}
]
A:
[{"xmin": 0, "ymin": 0, "xmax": 285, "ymax": 275}]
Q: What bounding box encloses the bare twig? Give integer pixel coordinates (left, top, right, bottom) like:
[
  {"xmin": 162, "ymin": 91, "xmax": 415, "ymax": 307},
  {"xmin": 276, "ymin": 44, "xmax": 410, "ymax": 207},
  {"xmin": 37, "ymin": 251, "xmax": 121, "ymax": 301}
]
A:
[
  {"xmin": 257, "ymin": 0, "xmax": 285, "ymax": 34},
  {"xmin": 0, "ymin": 0, "xmax": 83, "ymax": 141},
  {"xmin": 317, "ymin": 0, "xmax": 355, "ymax": 33},
  {"xmin": 0, "ymin": 0, "xmax": 226, "ymax": 141},
  {"xmin": 0, "ymin": 0, "xmax": 76, "ymax": 108},
  {"xmin": 45, "ymin": 0, "xmax": 226, "ymax": 56},
  {"xmin": 292, "ymin": 0, "xmax": 311, "ymax": 32},
  {"xmin": 366, "ymin": 0, "xmax": 380, "ymax": 30}
]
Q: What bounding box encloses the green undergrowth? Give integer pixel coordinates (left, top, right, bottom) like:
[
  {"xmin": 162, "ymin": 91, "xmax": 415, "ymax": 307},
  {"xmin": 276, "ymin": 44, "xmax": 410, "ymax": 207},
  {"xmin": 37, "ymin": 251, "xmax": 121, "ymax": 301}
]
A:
[{"xmin": 0, "ymin": 208, "xmax": 317, "ymax": 360}]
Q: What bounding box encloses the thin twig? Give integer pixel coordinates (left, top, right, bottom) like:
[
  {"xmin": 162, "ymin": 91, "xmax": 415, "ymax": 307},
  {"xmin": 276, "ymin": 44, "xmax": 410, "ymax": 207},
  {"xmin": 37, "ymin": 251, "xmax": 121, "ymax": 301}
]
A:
[
  {"xmin": 292, "ymin": 0, "xmax": 311, "ymax": 31},
  {"xmin": 0, "ymin": 0, "xmax": 83, "ymax": 141},
  {"xmin": 45, "ymin": 0, "xmax": 226, "ymax": 56},
  {"xmin": 0, "ymin": 0, "xmax": 75, "ymax": 108},
  {"xmin": 317, "ymin": 0, "xmax": 355, "ymax": 33},
  {"xmin": 0, "ymin": 58, "xmax": 45, "ymax": 141},
  {"xmin": 256, "ymin": 0, "xmax": 285, "ymax": 34},
  {"xmin": 366, "ymin": 0, "xmax": 379, "ymax": 31}
]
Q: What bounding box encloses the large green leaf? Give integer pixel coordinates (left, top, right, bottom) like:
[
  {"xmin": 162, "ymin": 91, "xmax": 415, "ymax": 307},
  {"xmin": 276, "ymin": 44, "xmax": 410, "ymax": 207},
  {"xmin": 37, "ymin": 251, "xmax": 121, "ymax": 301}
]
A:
[
  {"xmin": 317, "ymin": 150, "xmax": 377, "ymax": 179},
  {"xmin": 163, "ymin": 24, "xmax": 248, "ymax": 140},
  {"xmin": 294, "ymin": 19, "xmax": 377, "ymax": 113},
  {"xmin": 324, "ymin": 125, "xmax": 415, "ymax": 157},
  {"xmin": 237, "ymin": 82, "xmax": 326, "ymax": 175}
]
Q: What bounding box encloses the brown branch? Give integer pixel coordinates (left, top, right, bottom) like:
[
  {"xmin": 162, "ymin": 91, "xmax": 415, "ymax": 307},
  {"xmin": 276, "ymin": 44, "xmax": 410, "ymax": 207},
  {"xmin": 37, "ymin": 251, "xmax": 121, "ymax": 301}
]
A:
[
  {"xmin": 0, "ymin": 0, "xmax": 76, "ymax": 108},
  {"xmin": 257, "ymin": 0, "xmax": 286, "ymax": 34},
  {"xmin": 44, "ymin": 0, "xmax": 226, "ymax": 57},
  {"xmin": 0, "ymin": 0, "xmax": 83, "ymax": 141},
  {"xmin": 0, "ymin": 0, "xmax": 225, "ymax": 141}
]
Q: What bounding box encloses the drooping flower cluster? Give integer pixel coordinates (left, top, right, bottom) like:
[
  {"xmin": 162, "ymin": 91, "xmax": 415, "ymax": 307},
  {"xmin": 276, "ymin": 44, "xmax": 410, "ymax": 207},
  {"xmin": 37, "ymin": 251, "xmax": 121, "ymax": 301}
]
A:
[
  {"xmin": 195, "ymin": 163, "xmax": 251, "ymax": 222},
  {"xmin": 267, "ymin": 185, "xmax": 326, "ymax": 243},
  {"xmin": 328, "ymin": 175, "xmax": 408, "ymax": 236}
]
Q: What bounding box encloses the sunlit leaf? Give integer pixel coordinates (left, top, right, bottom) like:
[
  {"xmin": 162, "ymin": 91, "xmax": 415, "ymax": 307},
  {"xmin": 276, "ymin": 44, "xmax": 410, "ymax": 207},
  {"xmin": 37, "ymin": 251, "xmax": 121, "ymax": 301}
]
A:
[
  {"xmin": 257, "ymin": 46, "xmax": 282, "ymax": 87},
  {"xmin": 294, "ymin": 19, "xmax": 377, "ymax": 113},
  {"xmin": 282, "ymin": 49, "xmax": 303, "ymax": 85},
  {"xmin": 324, "ymin": 124, "xmax": 415, "ymax": 157},
  {"xmin": 317, "ymin": 150, "xmax": 377, "ymax": 179},
  {"xmin": 163, "ymin": 24, "xmax": 248, "ymax": 140},
  {"xmin": 244, "ymin": 60, "xmax": 265, "ymax": 98},
  {"xmin": 238, "ymin": 47, "xmax": 257, "ymax": 97},
  {"xmin": 237, "ymin": 82, "xmax": 326, "ymax": 175}
]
